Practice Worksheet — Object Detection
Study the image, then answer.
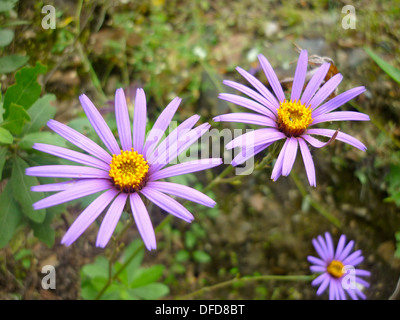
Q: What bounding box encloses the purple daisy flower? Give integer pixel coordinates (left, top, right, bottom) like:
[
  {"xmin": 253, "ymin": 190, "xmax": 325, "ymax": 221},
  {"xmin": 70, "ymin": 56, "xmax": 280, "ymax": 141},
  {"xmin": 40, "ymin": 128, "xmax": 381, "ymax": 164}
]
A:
[
  {"xmin": 214, "ymin": 50, "xmax": 369, "ymax": 186},
  {"xmin": 308, "ymin": 232, "xmax": 371, "ymax": 300},
  {"xmin": 26, "ymin": 88, "xmax": 221, "ymax": 250}
]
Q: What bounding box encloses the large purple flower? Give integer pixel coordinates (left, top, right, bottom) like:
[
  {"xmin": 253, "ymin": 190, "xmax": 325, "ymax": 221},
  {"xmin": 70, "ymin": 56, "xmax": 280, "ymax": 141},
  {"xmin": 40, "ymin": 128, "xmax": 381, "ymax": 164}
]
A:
[
  {"xmin": 308, "ymin": 232, "xmax": 370, "ymax": 300},
  {"xmin": 214, "ymin": 50, "xmax": 369, "ymax": 186},
  {"xmin": 26, "ymin": 88, "xmax": 221, "ymax": 250}
]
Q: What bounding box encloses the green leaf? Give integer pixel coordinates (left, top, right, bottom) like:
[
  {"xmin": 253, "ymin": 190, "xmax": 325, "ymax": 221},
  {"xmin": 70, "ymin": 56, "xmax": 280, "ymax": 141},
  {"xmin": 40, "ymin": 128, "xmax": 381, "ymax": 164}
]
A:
[
  {"xmin": 23, "ymin": 94, "xmax": 56, "ymax": 134},
  {"xmin": 130, "ymin": 265, "xmax": 165, "ymax": 288},
  {"xmin": 18, "ymin": 131, "xmax": 67, "ymax": 150},
  {"xmin": 3, "ymin": 62, "xmax": 47, "ymax": 118},
  {"xmin": 0, "ymin": 0, "xmax": 18, "ymax": 12},
  {"xmin": 30, "ymin": 210, "xmax": 55, "ymax": 247},
  {"xmin": 365, "ymin": 47, "xmax": 400, "ymax": 84},
  {"xmin": 1, "ymin": 103, "xmax": 31, "ymax": 135},
  {"xmin": 0, "ymin": 55, "xmax": 29, "ymax": 74},
  {"xmin": 129, "ymin": 283, "xmax": 170, "ymax": 300},
  {"xmin": 0, "ymin": 181, "xmax": 22, "ymax": 248},
  {"xmin": 193, "ymin": 250, "xmax": 212, "ymax": 264},
  {"xmin": 10, "ymin": 156, "xmax": 45, "ymax": 223},
  {"xmin": 0, "ymin": 127, "xmax": 13, "ymax": 144},
  {"xmin": 0, "ymin": 147, "xmax": 7, "ymax": 180},
  {"xmin": 81, "ymin": 256, "xmax": 109, "ymax": 279},
  {"xmin": 0, "ymin": 29, "xmax": 14, "ymax": 47}
]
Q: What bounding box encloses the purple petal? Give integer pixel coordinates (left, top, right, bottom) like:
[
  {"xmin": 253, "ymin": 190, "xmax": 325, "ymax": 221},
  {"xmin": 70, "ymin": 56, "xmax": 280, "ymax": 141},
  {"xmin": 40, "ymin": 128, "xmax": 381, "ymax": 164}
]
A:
[
  {"xmin": 61, "ymin": 188, "xmax": 119, "ymax": 246},
  {"xmin": 33, "ymin": 143, "xmax": 110, "ymax": 171},
  {"xmin": 316, "ymin": 276, "xmax": 331, "ymax": 296},
  {"xmin": 96, "ymin": 192, "xmax": 128, "ymax": 248},
  {"xmin": 334, "ymin": 235, "xmax": 347, "ymax": 259},
  {"xmin": 140, "ymin": 187, "xmax": 194, "ymax": 223},
  {"xmin": 329, "ymin": 280, "xmax": 338, "ymax": 300},
  {"xmin": 301, "ymin": 134, "xmax": 338, "ymax": 149},
  {"xmin": 307, "ymin": 255, "xmax": 326, "ymax": 267},
  {"xmin": 148, "ymin": 114, "xmax": 200, "ymax": 163},
  {"xmin": 306, "ymin": 128, "xmax": 367, "ymax": 151},
  {"xmin": 223, "ymin": 79, "xmax": 278, "ymax": 115},
  {"xmin": 218, "ymin": 93, "xmax": 276, "ymax": 119},
  {"xmin": 312, "ymin": 111, "xmax": 370, "ymax": 125},
  {"xmin": 47, "ymin": 120, "xmax": 112, "ymax": 163},
  {"xmin": 149, "ymin": 158, "xmax": 222, "ymax": 181},
  {"xmin": 115, "ymin": 88, "xmax": 132, "ymax": 151},
  {"xmin": 26, "ymin": 165, "xmax": 110, "ymax": 179},
  {"xmin": 337, "ymin": 282, "xmax": 347, "ymax": 300},
  {"xmin": 337, "ymin": 240, "xmax": 355, "ymax": 261},
  {"xmin": 31, "ymin": 179, "xmax": 87, "ymax": 192},
  {"xmin": 271, "ymin": 139, "xmax": 288, "ymax": 182},
  {"xmin": 324, "ymin": 232, "xmax": 335, "ymax": 261},
  {"xmin": 291, "ymin": 50, "xmax": 308, "ymax": 102},
  {"xmin": 309, "ymin": 73, "xmax": 343, "ymax": 110},
  {"xmin": 133, "ymin": 88, "xmax": 147, "ymax": 154},
  {"xmin": 301, "ymin": 63, "xmax": 331, "ymax": 106},
  {"xmin": 32, "ymin": 179, "xmax": 113, "ymax": 210},
  {"xmin": 234, "ymin": 67, "xmax": 280, "ymax": 110},
  {"xmin": 226, "ymin": 128, "xmax": 284, "ymax": 150},
  {"xmin": 356, "ymin": 278, "xmax": 370, "ymax": 288},
  {"xmin": 144, "ymin": 97, "xmax": 181, "ymax": 157},
  {"xmin": 312, "ymin": 237, "xmax": 329, "ymax": 261},
  {"xmin": 282, "ymin": 137, "xmax": 298, "ymax": 176},
  {"xmin": 355, "ymin": 269, "xmax": 371, "ymax": 277},
  {"xmin": 312, "ymin": 86, "xmax": 366, "ymax": 118},
  {"xmin": 346, "ymin": 288, "xmax": 359, "ymax": 300},
  {"xmin": 130, "ymin": 192, "xmax": 156, "ymax": 251},
  {"xmin": 213, "ymin": 113, "xmax": 277, "ymax": 127},
  {"xmin": 342, "ymin": 249, "xmax": 362, "ymax": 265},
  {"xmin": 231, "ymin": 143, "xmax": 272, "ymax": 167},
  {"xmin": 298, "ymin": 138, "xmax": 316, "ymax": 187},
  {"xmin": 312, "ymin": 273, "xmax": 327, "ymax": 286},
  {"xmin": 149, "ymin": 123, "xmax": 211, "ymax": 173},
  {"xmin": 79, "ymin": 94, "xmax": 120, "ymax": 155},
  {"xmin": 146, "ymin": 181, "xmax": 216, "ymax": 208},
  {"xmin": 354, "ymin": 288, "xmax": 367, "ymax": 300},
  {"xmin": 310, "ymin": 265, "xmax": 326, "ymax": 273},
  {"xmin": 258, "ymin": 54, "xmax": 285, "ymax": 102}
]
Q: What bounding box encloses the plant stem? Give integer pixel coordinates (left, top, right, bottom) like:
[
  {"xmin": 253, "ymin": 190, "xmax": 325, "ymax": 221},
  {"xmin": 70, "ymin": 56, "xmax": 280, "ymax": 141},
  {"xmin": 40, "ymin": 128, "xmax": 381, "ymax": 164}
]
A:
[{"xmin": 177, "ymin": 274, "xmax": 316, "ymax": 300}]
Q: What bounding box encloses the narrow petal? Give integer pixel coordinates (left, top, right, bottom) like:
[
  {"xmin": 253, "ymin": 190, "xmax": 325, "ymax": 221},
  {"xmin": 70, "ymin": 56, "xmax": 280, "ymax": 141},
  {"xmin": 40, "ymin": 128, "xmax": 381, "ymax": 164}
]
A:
[
  {"xmin": 149, "ymin": 158, "xmax": 222, "ymax": 181},
  {"xmin": 258, "ymin": 54, "xmax": 285, "ymax": 102},
  {"xmin": 301, "ymin": 62, "xmax": 331, "ymax": 105},
  {"xmin": 79, "ymin": 94, "xmax": 120, "ymax": 155},
  {"xmin": 218, "ymin": 93, "xmax": 276, "ymax": 119},
  {"xmin": 32, "ymin": 179, "xmax": 113, "ymax": 210},
  {"xmin": 334, "ymin": 235, "xmax": 347, "ymax": 259},
  {"xmin": 356, "ymin": 278, "xmax": 370, "ymax": 288},
  {"xmin": 312, "ymin": 273, "xmax": 327, "ymax": 286},
  {"xmin": 234, "ymin": 67, "xmax": 280, "ymax": 110},
  {"xmin": 291, "ymin": 50, "xmax": 308, "ymax": 101},
  {"xmin": 354, "ymin": 288, "xmax": 367, "ymax": 300},
  {"xmin": 282, "ymin": 137, "xmax": 298, "ymax": 176},
  {"xmin": 61, "ymin": 189, "xmax": 118, "ymax": 246},
  {"xmin": 329, "ymin": 280, "xmax": 338, "ymax": 300},
  {"xmin": 271, "ymin": 139, "xmax": 288, "ymax": 181},
  {"xmin": 213, "ymin": 113, "xmax": 277, "ymax": 128},
  {"xmin": 312, "ymin": 237, "xmax": 329, "ymax": 261},
  {"xmin": 140, "ymin": 187, "xmax": 194, "ymax": 223},
  {"xmin": 312, "ymin": 111, "xmax": 370, "ymax": 125},
  {"xmin": 226, "ymin": 128, "xmax": 285, "ymax": 150},
  {"xmin": 307, "ymin": 255, "xmax": 326, "ymax": 267},
  {"xmin": 33, "ymin": 143, "xmax": 110, "ymax": 171},
  {"xmin": 310, "ymin": 266, "xmax": 326, "ymax": 273},
  {"xmin": 316, "ymin": 276, "xmax": 331, "ymax": 296},
  {"xmin": 31, "ymin": 179, "xmax": 86, "ymax": 192},
  {"xmin": 301, "ymin": 133, "xmax": 339, "ymax": 149},
  {"xmin": 222, "ymin": 79, "xmax": 278, "ymax": 115},
  {"xmin": 337, "ymin": 240, "xmax": 355, "ymax": 261},
  {"xmin": 325, "ymin": 232, "xmax": 335, "ymax": 261},
  {"xmin": 26, "ymin": 165, "xmax": 110, "ymax": 179},
  {"xmin": 146, "ymin": 181, "xmax": 216, "ymax": 207},
  {"xmin": 144, "ymin": 97, "xmax": 181, "ymax": 157},
  {"xmin": 346, "ymin": 288, "xmax": 359, "ymax": 300},
  {"xmin": 308, "ymin": 73, "xmax": 343, "ymax": 110},
  {"xmin": 149, "ymin": 123, "xmax": 211, "ymax": 174},
  {"xmin": 149, "ymin": 114, "xmax": 200, "ymax": 163},
  {"xmin": 337, "ymin": 281, "xmax": 347, "ymax": 300},
  {"xmin": 298, "ymin": 138, "xmax": 316, "ymax": 187},
  {"xmin": 317, "ymin": 235, "xmax": 330, "ymax": 259},
  {"xmin": 133, "ymin": 88, "xmax": 147, "ymax": 154},
  {"xmin": 231, "ymin": 143, "xmax": 272, "ymax": 167},
  {"xmin": 47, "ymin": 119, "xmax": 112, "ymax": 163},
  {"xmin": 96, "ymin": 193, "xmax": 128, "ymax": 248},
  {"xmin": 355, "ymin": 269, "xmax": 371, "ymax": 277},
  {"xmin": 312, "ymin": 86, "xmax": 366, "ymax": 118},
  {"xmin": 306, "ymin": 128, "xmax": 367, "ymax": 151},
  {"xmin": 130, "ymin": 192, "xmax": 157, "ymax": 251},
  {"xmin": 115, "ymin": 88, "xmax": 132, "ymax": 151}
]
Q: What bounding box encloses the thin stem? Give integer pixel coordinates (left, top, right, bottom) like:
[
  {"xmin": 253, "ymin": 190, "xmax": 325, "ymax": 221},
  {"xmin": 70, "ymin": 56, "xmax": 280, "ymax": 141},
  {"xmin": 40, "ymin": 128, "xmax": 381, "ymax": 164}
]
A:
[{"xmin": 177, "ymin": 274, "xmax": 315, "ymax": 300}]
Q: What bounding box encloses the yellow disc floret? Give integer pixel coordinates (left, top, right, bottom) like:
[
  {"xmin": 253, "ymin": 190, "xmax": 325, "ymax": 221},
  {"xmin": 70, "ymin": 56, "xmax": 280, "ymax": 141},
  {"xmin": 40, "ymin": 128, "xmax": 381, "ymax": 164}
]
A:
[
  {"xmin": 327, "ymin": 260, "xmax": 345, "ymax": 278},
  {"xmin": 109, "ymin": 148, "xmax": 149, "ymax": 192},
  {"xmin": 277, "ymin": 99, "xmax": 313, "ymax": 137}
]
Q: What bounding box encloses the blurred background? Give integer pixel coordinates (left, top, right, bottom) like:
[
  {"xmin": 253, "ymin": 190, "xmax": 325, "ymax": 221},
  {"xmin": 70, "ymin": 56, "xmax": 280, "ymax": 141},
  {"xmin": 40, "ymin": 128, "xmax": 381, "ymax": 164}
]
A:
[{"xmin": 0, "ymin": 0, "xmax": 399, "ymax": 300}]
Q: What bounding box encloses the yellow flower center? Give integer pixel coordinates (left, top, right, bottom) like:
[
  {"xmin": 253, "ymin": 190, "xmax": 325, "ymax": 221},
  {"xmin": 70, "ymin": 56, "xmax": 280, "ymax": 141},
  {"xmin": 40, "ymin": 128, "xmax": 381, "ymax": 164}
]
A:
[
  {"xmin": 109, "ymin": 149, "xmax": 149, "ymax": 192},
  {"xmin": 327, "ymin": 260, "xmax": 345, "ymax": 278},
  {"xmin": 277, "ymin": 100, "xmax": 313, "ymax": 137}
]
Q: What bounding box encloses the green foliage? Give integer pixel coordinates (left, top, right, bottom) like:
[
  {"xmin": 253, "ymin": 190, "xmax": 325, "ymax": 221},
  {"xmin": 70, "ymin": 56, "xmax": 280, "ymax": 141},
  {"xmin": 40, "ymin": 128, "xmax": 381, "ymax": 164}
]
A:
[
  {"xmin": 81, "ymin": 240, "xmax": 170, "ymax": 300},
  {"xmin": 365, "ymin": 47, "xmax": 400, "ymax": 84},
  {"xmin": 384, "ymin": 165, "xmax": 400, "ymax": 206}
]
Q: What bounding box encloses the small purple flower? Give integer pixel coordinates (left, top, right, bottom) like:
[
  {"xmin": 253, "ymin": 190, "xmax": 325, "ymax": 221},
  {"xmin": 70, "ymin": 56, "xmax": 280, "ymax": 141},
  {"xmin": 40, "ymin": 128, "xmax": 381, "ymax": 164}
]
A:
[
  {"xmin": 308, "ymin": 232, "xmax": 371, "ymax": 300},
  {"xmin": 214, "ymin": 50, "xmax": 369, "ymax": 186},
  {"xmin": 26, "ymin": 88, "xmax": 221, "ymax": 250}
]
